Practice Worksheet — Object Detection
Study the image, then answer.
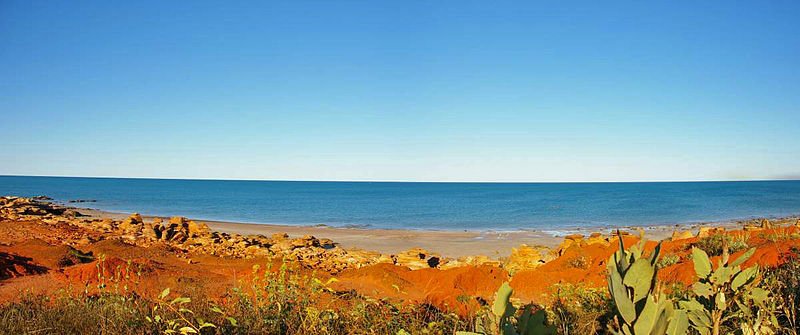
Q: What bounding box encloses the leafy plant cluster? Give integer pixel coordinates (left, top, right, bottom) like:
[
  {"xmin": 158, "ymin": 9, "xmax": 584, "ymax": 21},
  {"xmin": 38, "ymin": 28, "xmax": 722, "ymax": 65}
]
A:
[
  {"xmin": 692, "ymin": 234, "xmax": 749, "ymax": 257},
  {"xmin": 605, "ymin": 231, "xmax": 795, "ymax": 335}
]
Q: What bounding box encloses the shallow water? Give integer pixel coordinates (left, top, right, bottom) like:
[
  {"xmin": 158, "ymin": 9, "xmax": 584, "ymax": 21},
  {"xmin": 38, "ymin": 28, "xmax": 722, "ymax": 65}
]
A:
[{"xmin": 1, "ymin": 176, "xmax": 799, "ymax": 231}]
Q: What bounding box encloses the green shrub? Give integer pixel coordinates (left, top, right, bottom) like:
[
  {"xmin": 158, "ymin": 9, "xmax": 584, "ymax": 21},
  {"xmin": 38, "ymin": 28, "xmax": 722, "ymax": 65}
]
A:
[
  {"xmin": 606, "ymin": 231, "xmax": 688, "ymax": 335},
  {"xmin": 762, "ymin": 247, "xmax": 800, "ymax": 334},
  {"xmin": 567, "ymin": 255, "xmax": 591, "ymax": 269},
  {"xmin": 692, "ymin": 234, "xmax": 749, "ymax": 256},
  {"xmin": 656, "ymin": 254, "xmax": 681, "ymax": 269},
  {"xmin": 681, "ymin": 247, "xmax": 778, "ymax": 335},
  {"xmin": 547, "ymin": 284, "xmax": 613, "ymax": 335},
  {"xmin": 458, "ymin": 282, "xmax": 555, "ymax": 335}
]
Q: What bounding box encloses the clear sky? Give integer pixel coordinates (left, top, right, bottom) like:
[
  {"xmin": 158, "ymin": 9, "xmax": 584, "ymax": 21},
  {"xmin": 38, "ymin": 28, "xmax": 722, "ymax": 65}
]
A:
[{"xmin": 1, "ymin": 1, "xmax": 799, "ymax": 182}]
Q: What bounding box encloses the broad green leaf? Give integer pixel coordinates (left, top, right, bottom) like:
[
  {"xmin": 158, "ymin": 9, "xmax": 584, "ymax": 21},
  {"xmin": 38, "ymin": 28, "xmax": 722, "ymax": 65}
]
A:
[
  {"xmin": 667, "ymin": 309, "xmax": 690, "ymax": 335},
  {"xmin": 692, "ymin": 282, "xmax": 713, "ymax": 297},
  {"xmin": 687, "ymin": 309, "xmax": 712, "ymax": 329},
  {"xmin": 610, "ymin": 270, "xmax": 636, "ymax": 324},
  {"xmin": 715, "ymin": 292, "xmax": 726, "ymax": 311},
  {"xmin": 731, "ymin": 266, "xmax": 757, "ymax": 291},
  {"xmin": 633, "ymin": 295, "xmax": 659, "ymax": 335},
  {"xmin": 616, "ymin": 230, "xmax": 630, "ymax": 271},
  {"xmin": 158, "ymin": 288, "xmax": 171, "ymax": 300},
  {"xmin": 171, "ymin": 297, "xmax": 191, "ymax": 305},
  {"xmin": 749, "ymin": 287, "xmax": 769, "ymax": 304},
  {"xmin": 710, "ymin": 266, "xmax": 732, "ymax": 284},
  {"xmin": 492, "ymin": 282, "xmax": 513, "ymax": 319},
  {"xmin": 692, "ymin": 248, "xmax": 712, "ymax": 279},
  {"xmin": 623, "ymin": 259, "xmax": 655, "ymax": 302},
  {"xmin": 649, "ymin": 242, "xmax": 663, "ymax": 267},
  {"xmin": 199, "ymin": 322, "xmax": 216, "ymax": 329}
]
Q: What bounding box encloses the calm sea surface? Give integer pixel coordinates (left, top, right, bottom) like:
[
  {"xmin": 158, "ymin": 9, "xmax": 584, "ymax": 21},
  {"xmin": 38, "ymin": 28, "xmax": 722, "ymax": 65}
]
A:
[{"xmin": 1, "ymin": 176, "xmax": 799, "ymax": 232}]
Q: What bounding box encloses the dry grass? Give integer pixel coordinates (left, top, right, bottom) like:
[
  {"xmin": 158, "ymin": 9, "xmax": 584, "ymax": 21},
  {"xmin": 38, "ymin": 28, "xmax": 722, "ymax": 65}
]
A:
[{"xmin": 0, "ymin": 262, "xmax": 470, "ymax": 335}]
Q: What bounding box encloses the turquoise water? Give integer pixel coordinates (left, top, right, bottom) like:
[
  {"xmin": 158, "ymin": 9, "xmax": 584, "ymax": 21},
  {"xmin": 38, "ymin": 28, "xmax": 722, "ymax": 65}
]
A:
[{"xmin": 1, "ymin": 176, "xmax": 799, "ymax": 232}]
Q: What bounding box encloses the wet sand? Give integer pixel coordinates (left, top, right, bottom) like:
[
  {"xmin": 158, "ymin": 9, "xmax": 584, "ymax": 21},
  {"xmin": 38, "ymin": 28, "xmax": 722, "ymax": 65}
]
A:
[{"xmin": 76, "ymin": 207, "xmax": 745, "ymax": 258}]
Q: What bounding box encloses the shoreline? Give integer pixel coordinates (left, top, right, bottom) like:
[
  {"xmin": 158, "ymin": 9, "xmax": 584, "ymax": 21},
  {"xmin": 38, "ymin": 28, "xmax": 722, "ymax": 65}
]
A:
[{"xmin": 71, "ymin": 205, "xmax": 771, "ymax": 258}]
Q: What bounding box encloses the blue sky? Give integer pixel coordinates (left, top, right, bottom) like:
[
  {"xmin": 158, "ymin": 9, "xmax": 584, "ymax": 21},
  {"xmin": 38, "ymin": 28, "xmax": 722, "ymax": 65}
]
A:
[{"xmin": 1, "ymin": 1, "xmax": 799, "ymax": 182}]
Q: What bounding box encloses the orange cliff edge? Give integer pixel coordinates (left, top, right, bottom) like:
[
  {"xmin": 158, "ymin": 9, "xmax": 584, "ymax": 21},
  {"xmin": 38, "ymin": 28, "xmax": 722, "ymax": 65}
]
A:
[{"xmin": 1, "ymin": 195, "xmax": 799, "ymax": 316}]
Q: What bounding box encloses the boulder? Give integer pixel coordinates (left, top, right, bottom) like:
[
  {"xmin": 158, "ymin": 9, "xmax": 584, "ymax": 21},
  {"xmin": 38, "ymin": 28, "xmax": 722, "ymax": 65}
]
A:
[
  {"xmin": 743, "ymin": 224, "xmax": 763, "ymax": 232},
  {"xmin": 698, "ymin": 226, "xmax": 725, "ymax": 238},
  {"xmin": 142, "ymin": 222, "xmax": 158, "ymax": 239},
  {"xmin": 291, "ymin": 235, "xmax": 319, "ymax": 248},
  {"xmin": 555, "ymin": 234, "xmax": 585, "ymax": 256},
  {"xmin": 393, "ymin": 248, "xmax": 441, "ymax": 270},
  {"xmin": 318, "ymin": 238, "xmax": 336, "ymax": 249},
  {"xmin": 586, "ymin": 232, "xmax": 608, "ymax": 246},
  {"xmin": 244, "ymin": 245, "xmax": 270, "ymax": 258},
  {"xmin": 440, "ymin": 255, "xmax": 501, "ymax": 269},
  {"xmin": 671, "ymin": 230, "xmax": 694, "ymax": 241},
  {"xmin": 504, "ymin": 244, "xmax": 547, "ymax": 273},
  {"xmin": 270, "ymin": 239, "xmax": 295, "ymax": 253},
  {"xmin": 170, "ymin": 231, "xmax": 187, "ymax": 243},
  {"xmin": 118, "ymin": 214, "xmax": 143, "ymax": 233},
  {"xmin": 97, "ymin": 218, "xmax": 114, "ymax": 230},
  {"xmin": 186, "ymin": 220, "xmax": 210, "ymax": 236},
  {"xmin": 169, "ymin": 216, "xmax": 188, "ymax": 226}
]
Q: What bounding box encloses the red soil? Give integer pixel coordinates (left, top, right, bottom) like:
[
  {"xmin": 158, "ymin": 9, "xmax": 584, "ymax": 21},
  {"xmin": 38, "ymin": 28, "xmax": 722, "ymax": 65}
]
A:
[{"xmin": 0, "ymin": 218, "xmax": 798, "ymax": 315}]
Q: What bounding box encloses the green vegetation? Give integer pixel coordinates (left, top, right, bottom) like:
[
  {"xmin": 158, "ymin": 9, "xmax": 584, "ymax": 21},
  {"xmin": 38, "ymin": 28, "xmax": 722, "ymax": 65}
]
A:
[
  {"xmin": 656, "ymin": 254, "xmax": 681, "ymax": 269},
  {"xmin": 763, "ymin": 248, "xmax": 800, "ymax": 334},
  {"xmin": 680, "ymin": 247, "xmax": 776, "ymax": 334},
  {"xmin": 606, "ymin": 232, "xmax": 688, "ymax": 334},
  {"xmin": 547, "ymin": 284, "xmax": 612, "ymax": 335},
  {"xmin": 567, "ymin": 255, "xmax": 591, "ymax": 269},
  {"xmin": 606, "ymin": 232, "xmax": 800, "ymax": 335},
  {"xmin": 760, "ymin": 230, "xmax": 800, "ymax": 243},
  {"xmin": 457, "ymin": 282, "xmax": 555, "ymax": 335},
  {"xmin": 692, "ymin": 234, "xmax": 749, "ymax": 256}
]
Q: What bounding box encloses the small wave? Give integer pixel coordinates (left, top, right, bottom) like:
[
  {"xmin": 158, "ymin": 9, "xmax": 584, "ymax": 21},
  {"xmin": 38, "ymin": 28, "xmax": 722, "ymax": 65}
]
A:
[{"xmin": 340, "ymin": 223, "xmax": 373, "ymax": 229}]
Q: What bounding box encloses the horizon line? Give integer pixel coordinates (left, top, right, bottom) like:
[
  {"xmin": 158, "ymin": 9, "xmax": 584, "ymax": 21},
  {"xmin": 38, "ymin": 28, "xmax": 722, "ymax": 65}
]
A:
[{"xmin": 1, "ymin": 174, "xmax": 799, "ymax": 184}]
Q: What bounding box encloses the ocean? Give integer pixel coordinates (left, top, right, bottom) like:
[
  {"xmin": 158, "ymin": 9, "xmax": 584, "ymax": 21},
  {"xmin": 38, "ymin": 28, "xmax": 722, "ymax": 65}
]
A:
[{"xmin": 1, "ymin": 176, "xmax": 799, "ymax": 232}]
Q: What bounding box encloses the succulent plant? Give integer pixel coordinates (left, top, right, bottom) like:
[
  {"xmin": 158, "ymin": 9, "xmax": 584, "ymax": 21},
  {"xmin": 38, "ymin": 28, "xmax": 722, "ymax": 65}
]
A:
[
  {"xmin": 458, "ymin": 282, "xmax": 555, "ymax": 335},
  {"xmin": 606, "ymin": 231, "xmax": 688, "ymax": 335},
  {"xmin": 682, "ymin": 245, "xmax": 777, "ymax": 335}
]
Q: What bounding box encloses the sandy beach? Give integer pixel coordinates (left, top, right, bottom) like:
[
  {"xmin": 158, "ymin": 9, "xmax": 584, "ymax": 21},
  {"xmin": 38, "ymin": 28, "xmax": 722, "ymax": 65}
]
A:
[{"xmin": 77, "ymin": 207, "xmax": 746, "ymax": 258}]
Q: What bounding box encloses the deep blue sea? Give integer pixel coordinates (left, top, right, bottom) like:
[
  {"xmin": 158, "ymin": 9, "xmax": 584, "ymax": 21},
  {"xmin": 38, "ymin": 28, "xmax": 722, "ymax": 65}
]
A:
[{"xmin": 1, "ymin": 176, "xmax": 799, "ymax": 232}]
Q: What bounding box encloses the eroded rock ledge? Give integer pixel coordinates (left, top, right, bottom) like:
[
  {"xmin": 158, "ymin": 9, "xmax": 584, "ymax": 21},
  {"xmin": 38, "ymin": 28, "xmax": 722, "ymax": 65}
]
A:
[{"xmin": 2, "ymin": 196, "xmax": 798, "ymax": 275}]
